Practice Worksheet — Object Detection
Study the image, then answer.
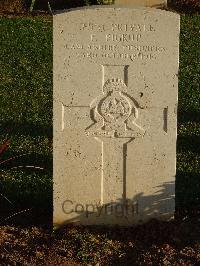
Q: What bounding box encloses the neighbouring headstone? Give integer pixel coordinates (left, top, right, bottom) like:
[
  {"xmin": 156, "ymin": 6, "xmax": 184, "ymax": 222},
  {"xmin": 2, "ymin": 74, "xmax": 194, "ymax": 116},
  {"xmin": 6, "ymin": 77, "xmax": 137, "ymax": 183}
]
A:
[
  {"xmin": 53, "ymin": 6, "xmax": 179, "ymax": 227},
  {"xmin": 114, "ymin": 0, "xmax": 167, "ymax": 7}
]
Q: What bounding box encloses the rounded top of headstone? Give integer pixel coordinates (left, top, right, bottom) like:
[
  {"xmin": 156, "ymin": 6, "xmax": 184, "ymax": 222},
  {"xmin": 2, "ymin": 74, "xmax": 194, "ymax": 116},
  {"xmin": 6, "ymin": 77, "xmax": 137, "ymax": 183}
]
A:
[{"xmin": 54, "ymin": 6, "xmax": 179, "ymax": 19}]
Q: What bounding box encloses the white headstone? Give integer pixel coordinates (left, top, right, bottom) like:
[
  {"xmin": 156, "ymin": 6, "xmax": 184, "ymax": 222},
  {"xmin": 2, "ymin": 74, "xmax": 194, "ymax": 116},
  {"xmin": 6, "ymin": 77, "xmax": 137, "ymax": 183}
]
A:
[
  {"xmin": 53, "ymin": 6, "xmax": 180, "ymax": 227},
  {"xmin": 114, "ymin": 0, "xmax": 167, "ymax": 7}
]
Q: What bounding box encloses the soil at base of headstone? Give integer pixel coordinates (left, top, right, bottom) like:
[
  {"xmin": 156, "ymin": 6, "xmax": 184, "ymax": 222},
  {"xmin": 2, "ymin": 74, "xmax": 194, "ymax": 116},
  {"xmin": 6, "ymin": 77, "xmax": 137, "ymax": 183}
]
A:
[{"xmin": 0, "ymin": 219, "xmax": 200, "ymax": 265}]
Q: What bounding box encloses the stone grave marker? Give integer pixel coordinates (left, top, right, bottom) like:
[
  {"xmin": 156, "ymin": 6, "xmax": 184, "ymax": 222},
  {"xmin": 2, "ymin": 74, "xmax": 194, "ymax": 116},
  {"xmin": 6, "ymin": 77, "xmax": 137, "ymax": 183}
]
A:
[
  {"xmin": 53, "ymin": 6, "xmax": 180, "ymax": 227},
  {"xmin": 114, "ymin": 0, "xmax": 167, "ymax": 8}
]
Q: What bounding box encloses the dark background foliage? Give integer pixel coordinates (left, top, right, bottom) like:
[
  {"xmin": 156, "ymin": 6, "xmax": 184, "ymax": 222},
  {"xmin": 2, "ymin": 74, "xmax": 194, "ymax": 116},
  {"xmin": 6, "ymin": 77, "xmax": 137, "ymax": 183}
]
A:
[{"xmin": 0, "ymin": 0, "xmax": 199, "ymax": 13}]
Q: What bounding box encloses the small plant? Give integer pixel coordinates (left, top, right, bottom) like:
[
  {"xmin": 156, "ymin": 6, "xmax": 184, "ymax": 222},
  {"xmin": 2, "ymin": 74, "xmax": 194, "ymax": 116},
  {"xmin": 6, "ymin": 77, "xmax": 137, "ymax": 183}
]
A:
[
  {"xmin": 97, "ymin": 0, "xmax": 114, "ymax": 4},
  {"xmin": 0, "ymin": 138, "xmax": 44, "ymax": 172},
  {"xmin": 84, "ymin": 0, "xmax": 91, "ymax": 5},
  {"xmin": 29, "ymin": 0, "xmax": 53, "ymax": 13},
  {"xmin": 0, "ymin": 139, "xmax": 10, "ymax": 160},
  {"xmin": 0, "ymin": 139, "xmax": 12, "ymax": 171},
  {"xmin": 0, "ymin": 139, "xmax": 14, "ymax": 208},
  {"xmin": 0, "ymin": 138, "xmax": 46, "ymax": 223},
  {"xmin": 30, "ymin": 0, "xmax": 36, "ymax": 12}
]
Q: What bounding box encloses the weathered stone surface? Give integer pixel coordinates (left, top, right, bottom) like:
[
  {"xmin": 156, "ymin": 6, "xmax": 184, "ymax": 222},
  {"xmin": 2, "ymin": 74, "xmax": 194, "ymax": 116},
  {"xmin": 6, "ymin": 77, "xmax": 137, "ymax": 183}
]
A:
[
  {"xmin": 53, "ymin": 7, "xmax": 179, "ymax": 227},
  {"xmin": 114, "ymin": 0, "xmax": 167, "ymax": 7}
]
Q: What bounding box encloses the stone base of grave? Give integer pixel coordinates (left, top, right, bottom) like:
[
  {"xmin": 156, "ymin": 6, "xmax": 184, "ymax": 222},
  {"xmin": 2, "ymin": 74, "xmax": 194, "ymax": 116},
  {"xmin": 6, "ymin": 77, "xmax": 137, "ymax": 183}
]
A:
[{"xmin": 114, "ymin": 0, "xmax": 167, "ymax": 8}]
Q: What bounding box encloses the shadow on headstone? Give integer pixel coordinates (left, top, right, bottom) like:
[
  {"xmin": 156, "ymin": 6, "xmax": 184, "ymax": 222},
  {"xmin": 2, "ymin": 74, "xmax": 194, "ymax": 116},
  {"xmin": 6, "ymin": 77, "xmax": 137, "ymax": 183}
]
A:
[{"xmin": 54, "ymin": 181, "xmax": 175, "ymax": 228}]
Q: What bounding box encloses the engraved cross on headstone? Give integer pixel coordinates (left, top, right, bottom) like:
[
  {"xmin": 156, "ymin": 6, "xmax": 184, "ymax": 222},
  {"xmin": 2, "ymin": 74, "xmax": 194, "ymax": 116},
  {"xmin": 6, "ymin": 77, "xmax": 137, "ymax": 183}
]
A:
[{"xmin": 85, "ymin": 65, "xmax": 145, "ymax": 205}]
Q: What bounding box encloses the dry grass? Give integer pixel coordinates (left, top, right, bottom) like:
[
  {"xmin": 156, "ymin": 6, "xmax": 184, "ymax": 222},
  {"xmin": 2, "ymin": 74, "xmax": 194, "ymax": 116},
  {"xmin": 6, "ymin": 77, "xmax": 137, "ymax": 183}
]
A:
[
  {"xmin": 170, "ymin": 0, "xmax": 200, "ymax": 12},
  {"xmin": 176, "ymin": 0, "xmax": 200, "ymax": 8},
  {"xmin": 0, "ymin": 0, "xmax": 199, "ymax": 14},
  {"xmin": 0, "ymin": 0, "xmax": 25, "ymax": 13},
  {"xmin": 0, "ymin": 220, "xmax": 200, "ymax": 265}
]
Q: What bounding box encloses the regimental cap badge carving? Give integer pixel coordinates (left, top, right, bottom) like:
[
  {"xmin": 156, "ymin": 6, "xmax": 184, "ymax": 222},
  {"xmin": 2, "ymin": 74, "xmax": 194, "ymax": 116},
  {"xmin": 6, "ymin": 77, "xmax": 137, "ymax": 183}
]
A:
[
  {"xmin": 86, "ymin": 78, "xmax": 145, "ymax": 138},
  {"xmin": 103, "ymin": 78, "xmax": 127, "ymax": 94}
]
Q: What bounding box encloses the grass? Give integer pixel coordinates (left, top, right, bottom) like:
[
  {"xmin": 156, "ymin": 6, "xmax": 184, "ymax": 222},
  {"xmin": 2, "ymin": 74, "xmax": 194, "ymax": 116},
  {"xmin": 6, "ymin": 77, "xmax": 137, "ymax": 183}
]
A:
[
  {"xmin": 0, "ymin": 11, "xmax": 199, "ymax": 265},
  {"xmin": 0, "ymin": 14, "xmax": 199, "ymax": 220},
  {"xmin": 176, "ymin": 14, "xmax": 200, "ymax": 214},
  {"xmin": 0, "ymin": 16, "xmax": 53, "ymax": 219}
]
